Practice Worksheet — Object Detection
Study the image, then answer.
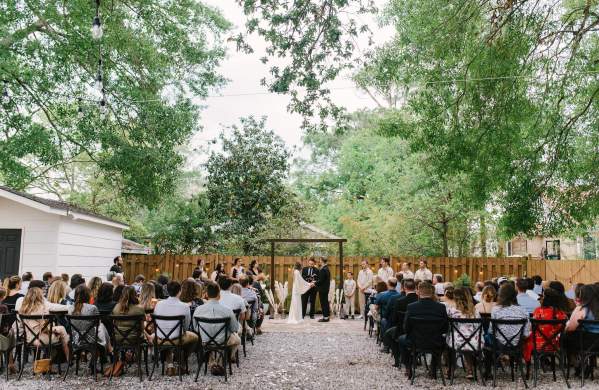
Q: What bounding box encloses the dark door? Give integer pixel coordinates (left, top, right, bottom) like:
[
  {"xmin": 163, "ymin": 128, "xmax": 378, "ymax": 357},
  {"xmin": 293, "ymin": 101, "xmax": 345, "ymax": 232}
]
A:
[{"xmin": 0, "ymin": 230, "xmax": 21, "ymax": 278}]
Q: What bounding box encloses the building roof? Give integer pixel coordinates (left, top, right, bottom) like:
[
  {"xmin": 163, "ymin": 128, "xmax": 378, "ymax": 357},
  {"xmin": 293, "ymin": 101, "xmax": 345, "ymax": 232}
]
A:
[
  {"xmin": 0, "ymin": 185, "xmax": 128, "ymax": 229},
  {"xmin": 122, "ymin": 238, "xmax": 151, "ymax": 254}
]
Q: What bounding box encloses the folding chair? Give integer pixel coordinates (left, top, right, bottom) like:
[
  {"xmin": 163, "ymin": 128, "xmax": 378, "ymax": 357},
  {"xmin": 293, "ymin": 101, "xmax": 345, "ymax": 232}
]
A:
[
  {"xmin": 109, "ymin": 314, "xmax": 148, "ymax": 382},
  {"xmin": 405, "ymin": 317, "xmax": 447, "ymax": 386},
  {"xmin": 448, "ymin": 317, "xmax": 485, "ymax": 385},
  {"xmin": 149, "ymin": 314, "xmax": 186, "ymax": 382},
  {"xmin": 530, "ymin": 318, "xmax": 569, "ymax": 388},
  {"xmin": 0, "ymin": 312, "xmax": 20, "ymax": 380},
  {"xmin": 577, "ymin": 320, "xmax": 599, "ymax": 387},
  {"xmin": 17, "ymin": 313, "xmax": 59, "ymax": 380},
  {"xmin": 487, "ymin": 318, "xmax": 528, "ymax": 388},
  {"xmin": 193, "ymin": 316, "xmax": 232, "ymax": 382},
  {"xmin": 63, "ymin": 314, "xmax": 103, "ymax": 381}
]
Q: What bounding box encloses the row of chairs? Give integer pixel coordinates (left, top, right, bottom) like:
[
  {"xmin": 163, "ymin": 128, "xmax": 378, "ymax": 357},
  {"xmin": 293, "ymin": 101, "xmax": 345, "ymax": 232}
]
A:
[{"xmin": 1, "ymin": 308, "xmax": 254, "ymax": 383}]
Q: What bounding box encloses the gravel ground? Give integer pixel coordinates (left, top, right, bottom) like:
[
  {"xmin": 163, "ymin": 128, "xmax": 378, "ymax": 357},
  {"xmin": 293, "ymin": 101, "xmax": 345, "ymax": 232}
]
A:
[{"xmin": 2, "ymin": 317, "xmax": 599, "ymax": 389}]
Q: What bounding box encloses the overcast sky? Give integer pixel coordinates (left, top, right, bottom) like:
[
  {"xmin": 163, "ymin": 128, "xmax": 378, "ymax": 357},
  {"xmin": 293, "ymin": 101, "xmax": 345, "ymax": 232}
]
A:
[{"xmin": 192, "ymin": 0, "xmax": 391, "ymax": 165}]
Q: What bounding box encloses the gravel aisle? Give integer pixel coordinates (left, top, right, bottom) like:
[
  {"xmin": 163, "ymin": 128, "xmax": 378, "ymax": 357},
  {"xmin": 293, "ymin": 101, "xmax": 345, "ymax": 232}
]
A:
[{"xmin": 2, "ymin": 318, "xmax": 598, "ymax": 389}]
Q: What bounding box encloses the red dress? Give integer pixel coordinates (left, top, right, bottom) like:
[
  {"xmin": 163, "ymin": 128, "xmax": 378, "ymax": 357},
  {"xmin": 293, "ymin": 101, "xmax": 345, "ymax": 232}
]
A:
[{"xmin": 523, "ymin": 306, "xmax": 567, "ymax": 362}]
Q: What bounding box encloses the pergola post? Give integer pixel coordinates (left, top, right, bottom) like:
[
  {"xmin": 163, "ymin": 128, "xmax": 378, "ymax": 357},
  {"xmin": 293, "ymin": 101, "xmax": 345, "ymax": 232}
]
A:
[
  {"xmin": 270, "ymin": 241, "xmax": 275, "ymax": 294},
  {"xmin": 339, "ymin": 240, "xmax": 344, "ymax": 291}
]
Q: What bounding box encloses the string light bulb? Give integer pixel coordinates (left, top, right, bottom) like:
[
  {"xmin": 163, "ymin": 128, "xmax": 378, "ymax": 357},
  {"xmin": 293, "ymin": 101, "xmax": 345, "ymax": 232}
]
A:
[
  {"xmin": 77, "ymin": 97, "xmax": 84, "ymax": 118},
  {"xmin": 95, "ymin": 61, "xmax": 103, "ymax": 91},
  {"xmin": 91, "ymin": 0, "xmax": 103, "ymax": 40},
  {"xmin": 99, "ymin": 96, "xmax": 107, "ymax": 118},
  {"xmin": 1, "ymin": 80, "xmax": 9, "ymax": 105}
]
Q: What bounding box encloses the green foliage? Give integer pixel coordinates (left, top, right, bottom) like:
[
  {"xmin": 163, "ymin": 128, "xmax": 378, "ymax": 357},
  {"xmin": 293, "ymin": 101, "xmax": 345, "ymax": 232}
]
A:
[
  {"xmin": 206, "ymin": 117, "xmax": 293, "ymax": 254},
  {"xmin": 453, "ymin": 273, "xmax": 471, "ymax": 289},
  {"xmin": 0, "ymin": 0, "xmax": 229, "ymax": 206}
]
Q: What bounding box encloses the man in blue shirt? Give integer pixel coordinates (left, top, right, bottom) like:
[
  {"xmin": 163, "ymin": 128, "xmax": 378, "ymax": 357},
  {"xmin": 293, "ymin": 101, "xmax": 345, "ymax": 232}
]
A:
[
  {"xmin": 375, "ymin": 278, "xmax": 399, "ymax": 352},
  {"xmin": 516, "ymin": 278, "xmax": 540, "ymax": 314}
]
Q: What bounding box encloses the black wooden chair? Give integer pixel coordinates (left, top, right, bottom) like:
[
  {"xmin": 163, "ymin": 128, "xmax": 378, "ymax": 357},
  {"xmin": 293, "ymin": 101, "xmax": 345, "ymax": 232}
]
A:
[
  {"xmin": 63, "ymin": 314, "xmax": 103, "ymax": 381},
  {"xmin": 17, "ymin": 313, "xmax": 60, "ymax": 380},
  {"xmin": 405, "ymin": 317, "xmax": 447, "ymax": 386},
  {"xmin": 233, "ymin": 309, "xmax": 244, "ymax": 361},
  {"xmin": 109, "ymin": 314, "xmax": 148, "ymax": 382},
  {"xmin": 245, "ymin": 299, "xmax": 257, "ymax": 347},
  {"xmin": 391, "ymin": 311, "xmax": 407, "ymax": 368},
  {"xmin": 149, "ymin": 314, "xmax": 186, "ymax": 382},
  {"xmin": 577, "ymin": 320, "xmax": 599, "ymax": 387},
  {"xmin": 530, "ymin": 318, "xmax": 569, "ymax": 388},
  {"xmin": 447, "ymin": 317, "xmax": 485, "ymax": 385},
  {"xmin": 0, "ymin": 312, "xmax": 20, "ymax": 380},
  {"xmin": 486, "ymin": 318, "xmax": 528, "ymax": 388},
  {"xmin": 193, "ymin": 316, "xmax": 232, "ymax": 382}
]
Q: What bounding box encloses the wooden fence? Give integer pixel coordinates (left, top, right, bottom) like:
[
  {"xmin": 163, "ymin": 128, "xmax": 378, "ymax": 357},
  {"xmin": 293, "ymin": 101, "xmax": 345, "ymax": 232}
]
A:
[{"xmin": 123, "ymin": 254, "xmax": 541, "ymax": 286}]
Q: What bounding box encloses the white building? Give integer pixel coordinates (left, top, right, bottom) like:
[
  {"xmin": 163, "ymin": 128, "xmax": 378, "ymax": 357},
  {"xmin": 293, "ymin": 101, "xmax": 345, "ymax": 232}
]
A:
[{"xmin": 0, "ymin": 186, "xmax": 128, "ymax": 281}]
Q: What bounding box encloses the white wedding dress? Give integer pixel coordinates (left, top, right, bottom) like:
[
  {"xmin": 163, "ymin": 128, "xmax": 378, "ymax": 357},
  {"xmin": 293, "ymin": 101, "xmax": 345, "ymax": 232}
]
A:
[{"xmin": 287, "ymin": 269, "xmax": 312, "ymax": 324}]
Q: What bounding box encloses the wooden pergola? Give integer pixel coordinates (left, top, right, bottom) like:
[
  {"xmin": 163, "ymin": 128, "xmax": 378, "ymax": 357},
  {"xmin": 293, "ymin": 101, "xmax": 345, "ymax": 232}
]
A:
[{"xmin": 264, "ymin": 237, "xmax": 347, "ymax": 293}]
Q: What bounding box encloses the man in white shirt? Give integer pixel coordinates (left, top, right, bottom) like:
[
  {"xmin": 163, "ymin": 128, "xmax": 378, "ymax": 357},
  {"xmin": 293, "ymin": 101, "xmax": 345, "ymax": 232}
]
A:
[
  {"xmin": 399, "ymin": 263, "xmax": 414, "ymax": 280},
  {"xmin": 377, "ymin": 257, "xmax": 394, "ymax": 283},
  {"xmin": 357, "ymin": 260, "xmax": 373, "ymax": 319},
  {"xmin": 217, "ymin": 276, "xmax": 247, "ymax": 321},
  {"xmin": 153, "ymin": 280, "xmax": 199, "ymax": 375},
  {"xmin": 414, "ymin": 259, "xmax": 433, "ymax": 281},
  {"xmin": 19, "ymin": 272, "xmax": 33, "ymax": 295},
  {"xmin": 433, "ymin": 274, "xmax": 445, "ymax": 296}
]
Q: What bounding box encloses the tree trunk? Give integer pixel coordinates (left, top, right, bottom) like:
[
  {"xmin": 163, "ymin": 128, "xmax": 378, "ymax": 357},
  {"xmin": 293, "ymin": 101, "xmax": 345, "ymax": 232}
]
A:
[
  {"xmin": 441, "ymin": 219, "xmax": 449, "ymax": 257},
  {"xmin": 480, "ymin": 214, "xmax": 487, "ymax": 257}
]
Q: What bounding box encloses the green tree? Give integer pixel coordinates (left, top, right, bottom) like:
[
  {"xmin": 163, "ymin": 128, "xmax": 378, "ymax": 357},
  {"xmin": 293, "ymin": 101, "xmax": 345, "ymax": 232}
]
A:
[
  {"xmin": 206, "ymin": 116, "xmax": 292, "ymax": 253},
  {"xmin": 0, "ymin": 0, "xmax": 229, "ymax": 206}
]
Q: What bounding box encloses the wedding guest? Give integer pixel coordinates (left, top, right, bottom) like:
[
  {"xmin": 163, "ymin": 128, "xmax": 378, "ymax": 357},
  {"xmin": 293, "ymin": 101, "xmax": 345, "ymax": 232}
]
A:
[
  {"xmin": 532, "ymin": 275, "xmax": 543, "ymax": 295},
  {"xmin": 343, "ymin": 271, "xmax": 356, "ymax": 319},
  {"xmin": 414, "ymin": 259, "xmax": 433, "ymax": 281},
  {"xmin": 111, "ymin": 286, "xmax": 145, "ymax": 344},
  {"xmin": 42, "ymin": 272, "xmax": 53, "ymax": 296},
  {"xmin": 157, "ymin": 275, "xmax": 169, "ymax": 298},
  {"xmin": 20, "ymin": 287, "xmax": 70, "ymax": 359},
  {"xmin": 394, "ymin": 273, "xmax": 404, "ymax": 293},
  {"xmin": 111, "ymin": 274, "xmax": 125, "ymax": 289},
  {"xmin": 230, "ymin": 258, "xmax": 245, "ymax": 280},
  {"xmin": 211, "ymin": 263, "xmax": 225, "ymax": 282},
  {"xmin": 446, "ymin": 287, "xmax": 479, "ymax": 379},
  {"xmin": 139, "ymin": 282, "xmax": 158, "ymax": 311},
  {"xmin": 473, "ymin": 282, "xmax": 484, "ymax": 302},
  {"xmin": 19, "ymin": 272, "xmax": 33, "ymax": 295},
  {"xmin": 15, "ymin": 280, "xmax": 68, "ymax": 312},
  {"xmin": 193, "ymin": 282, "xmax": 241, "ymax": 375},
  {"xmin": 218, "ymin": 276, "xmax": 246, "ymax": 320},
  {"xmin": 441, "ymin": 285, "xmax": 456, "ymax": 308},
  {"xmin": 88, "ymin": 276, "xmax": 103, "ymax": 304},
  {"xmin": 375, "ymin": 278, "xmax": 399, "ymax": 345},
  {"xmin": 377, "ymin": 257, "xmax": 394, "ymax": 283},
  {"xmin": 548, "ymin": 280, "xmax": 576, "ymax": 312},
  {"xmin": 239, "ymin": 276, "xmax": 258, "ymax": 321},
  {"xmin": 61, "ymin": 273, "xmax": 71, "ymax": 295},
  {"xmin": 95, "ymin": 282, "xmax": 117, "ymax": 313},
  {"xmin": 247, "ymin": 260, "xmax": 262, "ymax": 277},
  {"xmin": 0, "ymin": 287, "xmax": 16, "ymax": 373},
  {"xmin": 110, "ymin": 256, "xmax": 124, "ymax": 274},
  {"xmin": 491, "ymin": 283, "xmax": 530, "ymax": 346},
  {"xmin": 516, "ymin": 278, "xmax": 540, "ymax": 314},
  {"xmin": 47, "ymin": 280, "xmax": 69, "ymax": 305},
  {"xmin": 4, "ymin": 276, "xmax": 23, "ymax": 306},
  {"xmin": 180, "ymin": 278, "xmax": 204, "ymax": 314},
  {"xmin": 384, "ymin": 279, "xmax": 418, "ymax": 366},
  {"xmin": 112, "ymin": 285, "xmax": 125, "ymax": 303},
  {"xmin": 357, "ymin": 260, "xmax": 374, "ymax": 319},
  {"xmin": 68, "ymin": 285, "xmax": 112, "ymax": 354},
  {"xmin": 153, "ymin": 281, "xmax": 199, "ymax": 376},
  {"xmin": 66, "ymin": 274, "xmax": 85, "ymax": 304},
  {"xmin": 475, "ymin": 285, "xmax": 496, "ymax": 314},
  {"xmin": 399, "ymin": 262, "xmax": 414, "ymax": 280},
  {"xmin": 524, "ymin": 278, "xmax": 539, "ymax": 300},
  {"xmin": 133, "ymin": 274, "xmax": 145, "ymax": 294},
  {"xmin": 433, "ymin": 274, "xmax": 445, "ymax": 296}
]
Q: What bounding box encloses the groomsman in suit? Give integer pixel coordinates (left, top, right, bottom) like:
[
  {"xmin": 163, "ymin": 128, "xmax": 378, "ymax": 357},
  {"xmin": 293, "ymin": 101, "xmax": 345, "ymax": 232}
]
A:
[
  {"xmin": 301, "ymin": 258, "xmax": 319, "ymax": 319},
  {"xmin": 316, "ymin": 257, "xmax": 331, "ymax": 322}
]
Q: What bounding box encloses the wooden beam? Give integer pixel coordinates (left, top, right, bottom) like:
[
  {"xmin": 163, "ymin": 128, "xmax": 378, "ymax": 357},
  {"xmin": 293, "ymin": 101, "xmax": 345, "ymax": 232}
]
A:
[{"xmin": 263, "ymin": 238, "xmax": 347, "ymax": 243}]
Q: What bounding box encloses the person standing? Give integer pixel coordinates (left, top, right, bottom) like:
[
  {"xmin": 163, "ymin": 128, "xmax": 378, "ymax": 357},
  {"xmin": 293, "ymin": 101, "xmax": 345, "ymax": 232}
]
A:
[
  {"xmin": 343, "ymin": 271, "xmax": 356, "ymax": 319},
  {"xmin": 316, "ymin": 258, "xmax": 331, "ymax": 322},
  {"xmin": 399, "ymin": 263, "xmax": 414, "ymax": 280},
  {"xmin": 377, "ymin": 257, "xmax": 394, "ymax": 283},
  {"xmin": 230, "ymin": 258, "xmax": 245, "ymax": 280},
  {"xmin": 110, "ymin": 256, "xmax": 124, "ymax": 274},
  {"xmin": 414, "ymin": 258, "xmax": 433, "ymax": 281},
  {"xmin": 357, "ymin": 260, "xmax": 373, "ymax": 319},
  {"xmin": 301, "ymin": 258, "xmax": 319, "ymax": 319}
]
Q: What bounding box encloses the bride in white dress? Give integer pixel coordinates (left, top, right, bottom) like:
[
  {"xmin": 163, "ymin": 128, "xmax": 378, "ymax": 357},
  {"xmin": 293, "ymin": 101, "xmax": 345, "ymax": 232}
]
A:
[{"xmin": 287, "ymin": 262, "xmax": 314, "ymax": 324}]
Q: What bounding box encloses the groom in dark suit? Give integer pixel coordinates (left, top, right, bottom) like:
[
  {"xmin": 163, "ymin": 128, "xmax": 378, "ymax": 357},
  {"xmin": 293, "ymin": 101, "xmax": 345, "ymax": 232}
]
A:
[
  {"xmin": 301, "ymin": 258, "xmax": 319, "ymax": 319},
  {"xmin": 316, "ymin": 257, "xmax": 331, "ymax": 322}
]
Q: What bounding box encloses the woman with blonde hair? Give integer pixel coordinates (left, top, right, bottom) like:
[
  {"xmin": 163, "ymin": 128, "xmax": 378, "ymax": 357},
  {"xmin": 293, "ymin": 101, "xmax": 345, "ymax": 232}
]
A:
[
  {"xmin": 47, "ymin": 280, "xmax": 68, "ymax": 305},
  {"xmin": 20, "ymin": 287, "xmax": 70, "ymax": 359},
  {"xmin": 87, "ymin": 276, "xmax": 103, "ymax": 304},
  {"xmin": 474, "ymin": 285, "xmax": 497, "ymax": 314},
  {"xmin": 139, "ymin": 282, "xmax": 157, "ymax": 311},
  {"xmin": 446, "ymin": 287, "xmax": 479, "ymax": 379}
]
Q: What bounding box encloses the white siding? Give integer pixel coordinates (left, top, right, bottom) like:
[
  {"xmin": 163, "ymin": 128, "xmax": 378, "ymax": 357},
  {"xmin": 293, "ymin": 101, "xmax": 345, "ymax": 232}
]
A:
[
  {"xmin": 57, "ymin": 217, "xmax": 122, "ymax": 281},
  {"xmin": 0, "ymin": 198, "xmax": 59, "ymax": 277}
]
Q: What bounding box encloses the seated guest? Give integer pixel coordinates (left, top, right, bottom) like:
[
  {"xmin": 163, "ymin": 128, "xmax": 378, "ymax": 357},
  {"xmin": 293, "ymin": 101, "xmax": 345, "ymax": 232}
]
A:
[
  {"xmin": 446, "ymin": 287, "xmax": 479, "ymax": 379},
  {"xmin": 383, "ymin": 279, "xmax": 418, "ymax": 366},
  {"xmin": 473, "ymin": 282, "xmax": 484, "ymax": 303},
  {"xmin": 68, "ymin": 285, "xmax": 112, "ymax": 354},
  {"xmin": 193, "ymin": 282, "xmax": 241, "ymax": 375},
  {"xmin": 532, "ymin": 275, "xmax": 543, "ymax": 295},
  {"xmin": 4, "ymin": 276, "xmax": 23, "ymax": 306},
  {"xmin": 565, "ymin": 284, "xmax": 599, "ymax": 333},
  {"xmin": 66, "ymin": 274, "xmax": 85, "ymax": 304},
  {"xmin": 180, "ymin": 278, "xmax": 204, "ymax": 314},
  {"xmin": 368, "ymin": 281, "xmax": 388, "ymax": 322},
  {"xmin": 433, "ymin": 274, "xmax": 445, "ymax": 296},
  {"xmin": 0, "ymin": 287, "xmax": 16, "ymax": 373},
  {"xmin": 441, "ymin": 285, "xmax": 456, "ymax": 308},
  {"xmin": 239, "ymin": 276, "xmax": 258, "ymax": 321},
  {"xmin": 375, "ymin": 278, "xmax": 399, "ymax": 337},
  {"xmin": 87, "ymin": 276, "xmax": 103, "ymax": 305},
  {"xmin": 112, "ymin": 286, "xmax": 145, "ymax": 343},
  {"xmin": 523, "ymin": 288, "xmax": 568, "ymax": 362},
  {"xmin": 15, "ymin": 280, "xmax": 68, "ymax": 312},
  {"xmin": 95, "ymin": 282, "xmax": 117, "ymax": 313},
  {"xmin": 217, "ymin": 276, "xmax": 246, "ymax": 321},
  {"xmin": 133, "ymin": 274, "xmax": 145, "ymax": 295},
  {"xmin": 111, "ymin": 274, "xmax": 125, "ymax": 289},
  {"xmin": 112, "ymin": 285, "xmax": 125, "ymax": 304},
  {"xmin": 157, "ymin": 275, "xmax": 169, "ymax": 298},
  {"xmin": 548, "ymin": 281, "xmax": 576, "ymax": 313},
  {"xmin": 47, "ymin": 280, "xmax": 69, "ymax": 305},
  {"xmin": 398, "ymin": 281, "xmax": 448, "ymax": 376},
  {"xmin": 20, "ymin": 287, "xmax": 70, "ymax": 359},
  {"xmin": 61, "ymin": 274, "xmax": 71, "ymax": 295},
  {"xmin": 19, "ymin": 272, "xmax": 33, "ymax": 295},
  {"xmin": 153, "ymin": 281, "xmax": 199, "ymax": 376},
  {"xmin": 516, "ymin": 278, "xmax": 540, "ymax": 314},
  {"xmin": 42, "ymin": 272, "xmax": 53, "ymax": 296},
  {"xmin": 246, "ymin": 275, "xmax": 264, "ymax": 334},
  {"xmin": 139, "ymin": 282, "xmax": 158, "ymax": 311},
  {"xmin": 524, "ymin": 278, "xmax": 539, "ymax": 300},
  {"xmin": 474, "ymin": 285, "xmax": 496, "ymax": 314},
  {"xmin": 491, "ymin": 283, "xmax": 530, "ymax": 346}
]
